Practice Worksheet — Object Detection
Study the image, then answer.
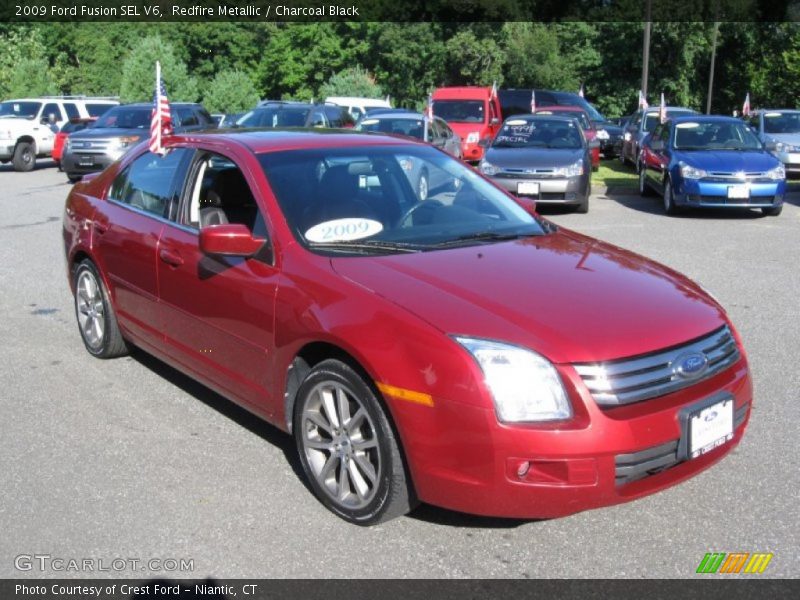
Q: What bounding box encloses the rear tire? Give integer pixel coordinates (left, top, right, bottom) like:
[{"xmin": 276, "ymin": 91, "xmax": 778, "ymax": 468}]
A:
[
  {"xmin": 73, "ymin": 259, "xmax": 128, "ymax": 358},
  {"xmin": 13, "ymin": 142, "xmax": 35, "ymax": 172},
  {"xmin": 639, "ymin": 167, "xmax": 653, "ymax": 196},
  {"xmin": 761, "ymin": 205, "xmax": 782, "ymax": 216},
  {"xmin": 663, "ymin": 179, "xmax": 679, "ymax": 216},
  {"xmin": 294, "ymin": 359, "xmax": 416, "ymax": 525}
]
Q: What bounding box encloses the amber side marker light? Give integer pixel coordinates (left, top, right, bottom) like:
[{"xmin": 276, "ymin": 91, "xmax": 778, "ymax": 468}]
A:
[{"xmin": 376, "ymin": 382, "xmax": 434, "ymax": 407}]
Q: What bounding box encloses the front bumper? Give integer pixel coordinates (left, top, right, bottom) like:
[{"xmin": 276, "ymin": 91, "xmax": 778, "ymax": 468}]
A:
[
  {"xmin": 772, "ymin": 151, "xmax": 800, "ymax": 176},
  {"xmin": 488, "ymin": 174, "xmax": 589, "ymax": 205},
  {"xmin": 674, "ymin": 179, "xmax": 785, "ymax": 209},
  {"xmin": 461, "ymin": 142, "xmax": 486, "ymax": 163},
  {"xmin": 0, "ymin": 143, "xmax": 15, "ymax": 159},
  {"xmin": 390, "ymin": 354, "xmax": 751, "ymax": 519},
  {"xmin": 61, "ymin": 149, "xmax": 117, "ymax": 176}
]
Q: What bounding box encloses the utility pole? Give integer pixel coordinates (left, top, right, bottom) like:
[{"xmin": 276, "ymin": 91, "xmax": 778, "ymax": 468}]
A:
[
  {"xmin": 706, "ymin": 21, "xmax": 720, "ymax": 114},
  {"xmin": 641, "ymin": 0, "xmax": 652, "ymax": 100}
]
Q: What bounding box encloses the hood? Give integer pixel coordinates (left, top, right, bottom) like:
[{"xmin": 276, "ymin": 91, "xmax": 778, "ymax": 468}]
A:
[
  {"xmin": 69, "ymin": 128, "xmax": 146, "ymax": 140},
  {"xmin": 0, "ymin": 116, "xmax": 39, "ymax": 130},
  {"xmin": 597, "ymin": 122, "xmax": 623, "ymax": 136},
  {"xmin": 764, "ymin": 132, "xmax": 800, "ymax": 145},
  {"xmin": 447, "ymin": 122, "xmax": 490, "ymax": 140},
  {"xmin": 485, "ymin": 147, "xmax": 584, "ymax": 169},
  {"xmin": 331, "ymin": 229, "xmax": 727, "ymax": 364},
  {"xmin": 676, "ymin": 150, "xmax": 779, "ymax": 173}
]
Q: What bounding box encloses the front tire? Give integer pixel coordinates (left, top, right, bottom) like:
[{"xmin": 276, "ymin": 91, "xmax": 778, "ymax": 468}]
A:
[
  {"xmin": 663, "ymin": 178, "xmax": 679, "ymax": 215},
  {"xmin": 73, "ymin": 260, "xmax": 128, "ymax": 358},
  {"xmin": 13, "ymin": 142, "xmax": 35, "ymax": 172},
  {"xmin": 67, "ymin": 174, "xmax": 82, "ymax": 183},
  {"xmin": 294, "ymin": 359, "xmax": 416, "ymax": 525},
  {"xmin": 639, "ymin": 167, "xmax": 653, "ymax": 196}
]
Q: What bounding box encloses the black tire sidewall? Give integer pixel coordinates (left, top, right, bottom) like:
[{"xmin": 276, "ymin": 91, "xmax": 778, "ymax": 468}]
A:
[
  {"xmin": 73, "ymin": 260, "xmax": 113, "ymax": 357},
  {"xmin": 13, "ymin": 142, "xmax": 35, "ymax": 172},
  {"xmin": 293, "ymin": 360, "xmax": 397, "ymax": 525}
]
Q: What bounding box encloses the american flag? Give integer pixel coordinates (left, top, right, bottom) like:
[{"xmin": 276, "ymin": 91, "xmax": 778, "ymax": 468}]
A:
[
  {"xmin": 659, "ymin": 92, "xmax": 667, "ymax": 124},
  {"xmin": 149, "ymin": 61, "xmax": 172, "ymax": 156},
  {"xmin": 425, "ymin": 93, "xmax": 433, "ymax": 120},
  {"xmin": 490, "ymin": 81, "xmax": 497, "ymax": 101},
  {"xmin": 530, "ymin": 89, "xmax": 536, "ymax": 114},
  {"xmin": 742, "ymin": 93, "xmax": 751, "ymax": 117},
  {"xmin": 578, "ymin": 84, "xmax": 585, "ymax": 98}
]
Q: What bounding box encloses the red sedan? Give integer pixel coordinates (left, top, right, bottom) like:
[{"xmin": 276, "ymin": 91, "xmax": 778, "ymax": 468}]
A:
[
  {"xmin": 63, "ymin": 130, "xmax": 751, "ymax": 524},
  {"xmin": 535, "ymin": 105, "xmax": 600, "ymax": 171},
  {"xmin": 53, "ymin": 117, "xmax": 95, "ymax": 169}
]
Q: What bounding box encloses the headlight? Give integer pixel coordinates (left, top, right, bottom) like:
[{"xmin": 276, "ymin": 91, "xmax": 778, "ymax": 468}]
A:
[
  {"xmin": 766, "ymin": 164, "xmax": 785, "ymax": 180},
  {"xmin": 455, "ymin": 337, "xmax": 572, "ymax": 422},
  {"xmin": 596, "ymin": 129, "xmax": 610, "ymax": 140},
  {"xmin": 466, "ymin": 132, "xmax": 480, "ymax": 144},
  {"xmin": 679, "ymin": 161, "xmax": 707, "ymax": 180},
  {"xmin": 623, "ymin": 132, "xmax": 632, "ymax": 141},
  {"xmin": 554, "ymin": 159, "xmax": 584, "ymax": 178},
  {"xmin": 479, "ymin": 160, "xmax": 499, "ymax": 176},
  {"xmin": 774, "ymin": 142, "xmax": 799, "ymax": 153},
  {"xmin": 114, "ymin": 135, "xmax": 141, "ymax": 149}
]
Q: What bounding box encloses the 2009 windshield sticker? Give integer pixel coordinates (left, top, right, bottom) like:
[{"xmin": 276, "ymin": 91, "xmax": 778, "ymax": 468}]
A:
[{"xmin": 305, "ymin": 219, "xmax": 384, "ymax": 243}]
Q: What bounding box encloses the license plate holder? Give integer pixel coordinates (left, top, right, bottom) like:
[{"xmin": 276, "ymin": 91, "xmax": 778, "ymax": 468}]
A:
[
  {"xmin": 727, "ymin": 184, "xmax": 749, "ymax": 199},
  {"xmin": 517, "ymin": 181, "xmax": 540, "ymax": 196},
  {"xmin": 678, "ymin": 393, "xmax": 734, "ymax": 460},
  {"xmin": 78, "ymin": 156, "xmax": 94, "ymax": 167}
]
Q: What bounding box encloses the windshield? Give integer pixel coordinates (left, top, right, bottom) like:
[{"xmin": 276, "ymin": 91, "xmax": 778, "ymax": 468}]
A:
[
  {"xmin": 763, "ymin": 112, "xmax": 800, "ymax": 134},
  {"xmin": 643, "ymin": 110, "xmax": 694, "ymax": 132},
  {"xmin": 536, "ymin": 110, "xmax": 591, "ymax": 130},
  {"xmin": 432, "ymin": 100, "xmax": 486, "ymax": 123},
  {"xmin": 61, "ymin": 121, "xmax": 92, "ymax": 134},
  {"xmin": 673, "ymin": 121, "xmax": 763, "ymax": 151},
  {"xmin": 492, "ymin": 118, "xmax": 583, "ymax": 149},
  {"xmin": 237, "ymin": 106, "xmax": 310, "ymax": 128},
  {"xmin": 93, "ymin": 107, "xmax": 150, "ymax": 129},
  {"xmin": 259, "ymin": 145, "xmax": 546, "ymax": 255},
  {"xmin": 0, "ymin": 101, "xmax": 41, "ymax": 119},
  {"xmin": 356, "ymin": 117, "xmax": 425, "ymax": 140}
]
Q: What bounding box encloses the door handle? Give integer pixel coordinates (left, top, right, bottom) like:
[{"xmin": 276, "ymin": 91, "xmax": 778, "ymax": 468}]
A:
[{"xmin": 159, "ymin": 248, "xmax": 184, "ymax": 267}]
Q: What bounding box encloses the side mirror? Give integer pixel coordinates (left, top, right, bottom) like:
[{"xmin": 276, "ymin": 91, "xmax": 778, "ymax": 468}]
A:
[
  {"xmin": 490, "ymin": 117, "xmax": 500, "ymax": 125},
  {"xmin": 199, "ymin": 224, "xmax": 265, "ymax": 258},
  {"xmin": 48, "ymin": 113, "xmax": 57, "ymax": 124}
]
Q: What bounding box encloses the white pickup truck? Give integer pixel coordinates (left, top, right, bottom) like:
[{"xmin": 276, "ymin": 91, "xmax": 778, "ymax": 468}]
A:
[{"xmin": 0, "ymin": 96, "xmax": 118, "ymax": 171}]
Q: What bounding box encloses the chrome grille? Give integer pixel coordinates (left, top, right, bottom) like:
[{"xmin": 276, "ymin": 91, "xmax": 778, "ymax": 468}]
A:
[
  {"xmin": 574, "ymin": 325, "xmax": 740, "ymax": 407},
  {"xmin": 67, "ymin": 138, "xmax": 113, "ymax": 154}
]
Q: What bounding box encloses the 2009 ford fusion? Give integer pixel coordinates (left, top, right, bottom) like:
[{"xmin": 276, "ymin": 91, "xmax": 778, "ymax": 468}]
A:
[{"xmin": 63, "ymin": 129, "xmax": 751, "ymax": 525}]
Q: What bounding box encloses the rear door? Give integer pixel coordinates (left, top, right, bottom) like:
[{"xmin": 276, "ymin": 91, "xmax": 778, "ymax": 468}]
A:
[
  {"xmin": 156, "ymin": 148, "xmax": 279, "ymax": 413},
  {"xmin": 93, "ymin": 148, "xmax": 192, "ymax": 348}
]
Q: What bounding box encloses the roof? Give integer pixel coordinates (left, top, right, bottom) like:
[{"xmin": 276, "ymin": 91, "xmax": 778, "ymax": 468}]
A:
[
  {"xmin": 361, "ymin": 111, "xmax": 425, "ymax": 121},
  {"xmin": 641, "ymin": 106, "xmax": 696, "ymax": 114},
  {"xmin": 670, "ymin": 115, "xmax": 745, "ymax": 124},
  {"xmin": 504, "ymin": 114, "xmax": 578, "ymax": 123},
  {"xmin": 432, "ymin": 86, "xmax": 493, "ymax": 100},
  {"xmin": 173, "ymin": 128, "xmax": 419, "ymax": 154},
  {"xmin": 535, "ymin": 105, "xmax": 587, "ymax": 114},
  {"xmin": 115, "ymin": 102, "xmax": 203, "ymax": 109}
]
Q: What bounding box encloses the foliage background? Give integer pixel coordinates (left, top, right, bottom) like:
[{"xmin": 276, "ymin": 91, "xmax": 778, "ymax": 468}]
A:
[{"xmin": 0, "ymin": 22, "xmax": 797, "ymax": 116}]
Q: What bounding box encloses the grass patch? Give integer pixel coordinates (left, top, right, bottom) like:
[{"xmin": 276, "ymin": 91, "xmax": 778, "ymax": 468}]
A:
[{"xmin": 593, "ymin": 160, "xmax": 638, "ymax": 188}]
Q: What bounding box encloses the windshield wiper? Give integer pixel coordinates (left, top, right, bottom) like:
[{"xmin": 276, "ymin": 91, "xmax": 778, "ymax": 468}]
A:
[
  {"xmin": 430, "ymin": 230, "xmax": 539, "ymax": 248},
  {"xmin": 307, "ymin": 240, "xmax": 423, "ymax": 254}
]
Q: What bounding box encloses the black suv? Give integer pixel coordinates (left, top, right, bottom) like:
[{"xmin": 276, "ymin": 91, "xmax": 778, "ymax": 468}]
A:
[
  {"xmin": 236, "ymin": 101, "xmax": 356, "ymax": 129},
  {"xmin": 62, "ymin": 102, "xmax": 215, "ymax": 182}
]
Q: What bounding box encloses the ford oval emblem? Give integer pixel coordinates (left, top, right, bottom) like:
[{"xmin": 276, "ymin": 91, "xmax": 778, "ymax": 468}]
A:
[{"xmin": 673, "ymin": 351, "xmax": 709, "ymax": 380}]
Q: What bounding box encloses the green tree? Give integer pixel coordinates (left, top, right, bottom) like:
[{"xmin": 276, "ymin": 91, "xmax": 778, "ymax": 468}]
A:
[
  {"xmin": 119, "ymin": 35, "xmax": 199, "ymax": 103},
  {"xmin": 444, "ymin": 29, "xmax": 504, "ymax": 86},
  {"xmin": 6, "ymin": 57, "xmax": 57, "ymax": 97},
  {"xmin": 319, "ymin": 66, "xmax": 383, "ymax": 99},
  {"xmin": 0, "ymin": 26, "xmax": 54, "ymax": 98},
  {"xmin": 202, "ymin": 70, "xmax": 260, "ymax": 113}
]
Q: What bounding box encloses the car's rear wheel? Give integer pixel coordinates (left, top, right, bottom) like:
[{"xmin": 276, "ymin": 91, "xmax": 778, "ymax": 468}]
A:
[
  {"xmin": 761, "ymin": 205, "xmax": 782, "ymax": 217},
  {"xmin": 73, "ymin": 260, "xmax": 128, "ymax": 358},
  {"xmin": 13, "ymin": 142, "xmax": 35, "ymax": 172},
  {"xmin": 639, "ymin": 167, "xmax": 653, "ymax": 196},
  {"xmin": 294, "ymin": 359, "xmax": 416, "ymax": 525}
]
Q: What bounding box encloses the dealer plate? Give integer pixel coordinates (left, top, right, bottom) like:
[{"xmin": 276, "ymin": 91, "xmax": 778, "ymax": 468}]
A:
[
  {"xmin": 688, "ymin": 398, "xmax": 733, "ymax": 459},
  {"xmin": 517, "ymin": 181, "xmax": 540, "ymax": 196},
  {"xmin": 727, "ymin": 184, "xmax": 749, "ymax": 199},
  {"xmin": 78, "ymin": 156, "xmax": 94, "ymax": 167}
]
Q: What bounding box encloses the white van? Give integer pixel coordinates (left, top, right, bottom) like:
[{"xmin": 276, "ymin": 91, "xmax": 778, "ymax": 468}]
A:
[
  {"xmin": 325, "ymin": 96, "xmax": 392, "ymax": 120},
  {"xmin": 0, "ymin": 96, "xmax": 118, "ymax": 171}
]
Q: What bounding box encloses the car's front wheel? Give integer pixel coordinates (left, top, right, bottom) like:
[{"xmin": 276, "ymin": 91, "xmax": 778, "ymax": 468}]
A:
[
  {"xmin": 294, "ymin": 359, "xmax": 416, "ymax": 525},
  {"xmin": 663, "ymin": 178, "xmax": 679, "ymax": 215},
  {"xmin": 639, "ymin": 167, "xmax": 653, "ymax": 196},
  {"xmin": 73, "ymin": 259, "xmax": 128, "ymax": 358},
  {"xmin": 13, "ymin": 142, "xmax": 35, "ymax": 172}
]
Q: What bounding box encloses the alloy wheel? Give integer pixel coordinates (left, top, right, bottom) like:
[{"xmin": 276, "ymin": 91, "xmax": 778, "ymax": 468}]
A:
[{"xmin": 75, "ymin": 270, "xmax": 105, "ymax": 350}]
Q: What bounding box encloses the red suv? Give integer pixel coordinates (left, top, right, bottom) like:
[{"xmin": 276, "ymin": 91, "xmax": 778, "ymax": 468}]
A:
[
  {"xmin": 432, "ymin": 86, "xmax": 502, "ymax": 162},
  {"xmin": 63, "ymin": 129, "xmax": 751, "ymax": 524}
]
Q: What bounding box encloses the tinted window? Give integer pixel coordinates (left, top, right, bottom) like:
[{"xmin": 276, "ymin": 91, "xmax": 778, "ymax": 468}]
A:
[
  {"xmin": 94, "ymin": 106, "xmax": 150, "ymax": 129},
  {"xmin": 238, "ymin": 106, "xmax": 311, "ymax": 128},
  {"xmin": 197, "ymin": 108, "xmax": 215, "ymax": 126},
  {"xmin": 63, "ymin": 103, "xmax": 80, "ymax": 120},
  {"xmin": 0, "ymin": 101, "xmax": 41, "ymax": 118},
  {"xmin": 642, "ymin": 110, "xmax": 695, "ymax": 133},
  {"xmin": 498, "ymin": 90, "xmax": 556, "ymax": 118},
  {"xmin": 175, "ymin": 107, "xmax": 199, "ymax": 128},
  {"xmin": 86, "ymin": 103, "xmax": 116, "ymax": 118},
  {"xmin": 108, "ymin": 150, "xmax": 188, "ymax": 218},
  {"xmin": 673, "ymin": 121, "xmax": 762, "ymax": 150},
  {"xmin": 433, "ymin": 100, "xmax": 485, "ymax": 123},
  {"xmin": 762, "ymin": 111, "xmax": 800, "ymax": 134},
  {"xmin": 357, "ymin": 117, "xmax": 425, "ymax": 140},
  {"xmin": 493, "ymin": 118, "xmax": 583, "ymax": 149},
  {"xmin": 61, "ymin": 121, "xmax": 91, "ymax": 134},
  {"xmin": 42, "ymin": 103, "xmax": 64, "ymax": 122}
]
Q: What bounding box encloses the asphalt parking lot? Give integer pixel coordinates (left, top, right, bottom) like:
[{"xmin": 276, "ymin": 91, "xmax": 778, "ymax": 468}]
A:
[{"xmin": 1, "ymin": 161, "xmax": 798, "ymax": 579}]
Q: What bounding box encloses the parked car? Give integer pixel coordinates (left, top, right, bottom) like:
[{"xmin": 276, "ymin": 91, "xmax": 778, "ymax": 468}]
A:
[
  {"xmin": 621, "ymin": 106, "xmax": 697, "ymax": 167},
  {"xmin": 638, "ymin": 115, "xmax": 786, "ymax": 216},
  {"xmin": 325, "ymin": 96, "xmax": 392, "ymax": 120},
  {"xmin": 356, "ymin": 111, "xmax": 462, "ymax": 199},
  {"xmin": 432, "ymin": 86, "xmax": 503, "ymax": 162},
  {"xmin": 63, "ymin": 128, "xmax": 752, "ymax": 524},
  {"xmin": 62, "ymin": 102, "xmax": 215, "ymax": 183},
  {"xmin": 0, "ymin": 96, "xmax": 117, "ymax": 171},
  {"xmin": 237, "ymin": 101, "xmax": 355, "ymax": 129},
  {"xmin": 479, "ymin": 115, "xmax": 594, "ymax": 213},
  {"xmin": 498, "ymin": 89, "xmax": 622, "ymax": 159},
  {"xmin": 747, "ymin": 109, "xmax": 800, "ymax": 177},
  {"xmin": 53, "ymin": 117, "xmax": 96, "ymax": 169},
  {"xmin": 535, "ymin": 105, "xmax": 600, "ymax": 170}
]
